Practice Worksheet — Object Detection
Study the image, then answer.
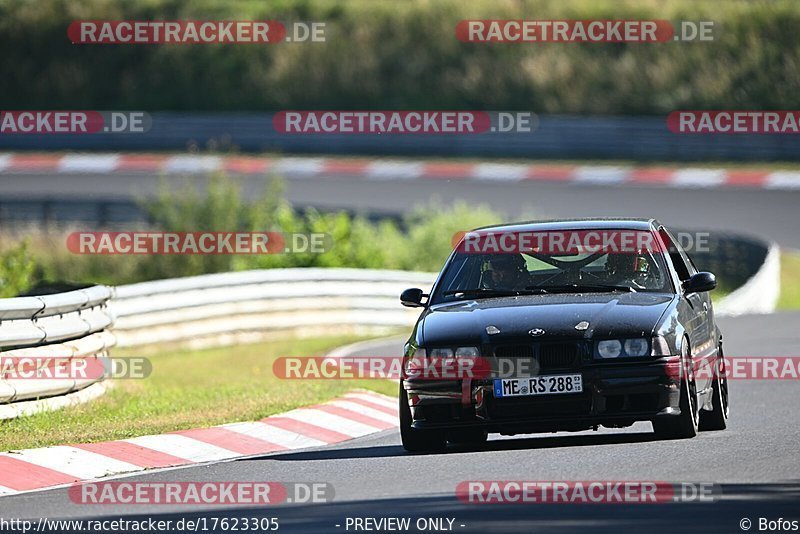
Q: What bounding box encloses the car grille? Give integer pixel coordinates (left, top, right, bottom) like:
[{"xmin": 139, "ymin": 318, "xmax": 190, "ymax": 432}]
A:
[
  {"xmin": 492, "ymin": 343, "xmax": 580, "ymax": 370},
  {"xmin": 494, "ymin": 345, "xmax": 534, "ymax": 359},
  {"xmin": 539, "ymin": 343, "xmax": 579, "ymax": 370}
]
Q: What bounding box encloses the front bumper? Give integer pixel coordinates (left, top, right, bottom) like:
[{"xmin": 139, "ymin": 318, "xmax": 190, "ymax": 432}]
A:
[{"xmin": 404, "ymin": 358, "xmax": 681, "ymax": 434}]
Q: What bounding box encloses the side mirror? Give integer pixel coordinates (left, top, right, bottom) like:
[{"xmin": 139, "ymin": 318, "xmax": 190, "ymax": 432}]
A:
[
  {"xmin": 683, "ymin": 272, "xmax": 716, "ymax": 294},
  {"xmin": 400, "ymin": 288, "xmax": 427, "ymax": 308}
]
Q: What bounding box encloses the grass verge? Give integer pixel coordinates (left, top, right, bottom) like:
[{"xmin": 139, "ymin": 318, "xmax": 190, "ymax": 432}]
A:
[
  {"xmin": 0, "ymin": 335, "xmax": 398, "ymax": 451},
  {"xmin": 778, "ymin": 249, "xmax": 800, "ymax": 310}
]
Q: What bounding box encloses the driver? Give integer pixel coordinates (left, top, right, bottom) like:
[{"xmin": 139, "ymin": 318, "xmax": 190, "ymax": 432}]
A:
[
  {"xmin": 483, "ymin": 254, "xmax": 527, "ymax": 290},
  {"xmin": 606, "ymin": 252, "xmax": 653, "ymax": 289}
]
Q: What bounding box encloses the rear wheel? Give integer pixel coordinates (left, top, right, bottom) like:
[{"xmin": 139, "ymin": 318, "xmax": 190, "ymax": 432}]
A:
[
  {"xmin": 699, "ymin": 346, "xmax": 729, "ymax": 431},
  {"xmin": 399, "ymin": 383, "xmax": 447, "ymax": 453},
  {"xmin": 653, "ymin": 339, "xmax": 699, "ymax": 439}
]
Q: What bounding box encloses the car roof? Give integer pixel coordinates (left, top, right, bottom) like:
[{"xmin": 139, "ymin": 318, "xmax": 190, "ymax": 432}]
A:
[{"xmin": 472, "ymin": 218, "xmax": 660, "ymax": 233}]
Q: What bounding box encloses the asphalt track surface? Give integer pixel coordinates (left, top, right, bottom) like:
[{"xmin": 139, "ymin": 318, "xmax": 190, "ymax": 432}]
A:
[
  {"xmin": 0, "ymin": 312, "xmax": 798, "ymax": 533},
  {"xmin": 1, "ymin": 172, "xmax": 800, "ymax": 247},
  {"xmin": 1, "ymin": 172, "xmax": 798, "ymax": 532}
]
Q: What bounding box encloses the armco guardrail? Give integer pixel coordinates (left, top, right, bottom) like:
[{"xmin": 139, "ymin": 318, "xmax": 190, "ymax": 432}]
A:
[
  {"xmin": 714, "ymin": 243, "xmax": 780, "ymax": 316},
  {"xmin": 111, "ymin": 250, "xmax": 776, "ymax": 350},
  {"xmin": 0, "ymin": 286, "xmax": 115, "ymax": 410},
  {"xmin": 111, "ymin": 268, "xmax": 436, "ymax": 348},
  {"xmin": 1, "ymin": 113, "xmax": 799, "ymax": 161}
]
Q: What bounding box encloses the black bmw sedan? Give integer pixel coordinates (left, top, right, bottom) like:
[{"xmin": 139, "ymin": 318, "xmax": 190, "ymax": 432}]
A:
[{"xmin": 398, "ymin": 218, "xmax": 729, "ymax": 452}]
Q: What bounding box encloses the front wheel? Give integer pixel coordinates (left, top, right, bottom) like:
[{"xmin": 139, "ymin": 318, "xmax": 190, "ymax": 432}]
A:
[
  {"xmin": 653, "ymin": 340, "xmax": 699, "ymax": 440},
  {"xmin": 399, "ymin": 384, "xmax": 447, "ymax": 453},
  {"xmin": 699, "ymin": 347, "xmax": 729, "ymax": 431}
]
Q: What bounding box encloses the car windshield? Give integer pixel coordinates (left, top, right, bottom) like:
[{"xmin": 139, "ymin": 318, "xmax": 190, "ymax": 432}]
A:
[{"xmin": 432, "ymin": 229, "xmax": 671, "ymax": 303}]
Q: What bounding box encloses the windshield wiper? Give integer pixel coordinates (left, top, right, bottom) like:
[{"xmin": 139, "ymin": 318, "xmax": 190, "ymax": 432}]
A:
[
  {"xmin": 443, "ymin": 288, "xmax": 543, "ymax": 298},
  {"xmin": 524, "ymin": 284, "xmax": 636, "ymax": 293}
]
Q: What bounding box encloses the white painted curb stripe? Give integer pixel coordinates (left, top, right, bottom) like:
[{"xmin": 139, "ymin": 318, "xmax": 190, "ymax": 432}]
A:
[
  {"xmin": 123, "ymin": 434, "xmax": 239, "ymax": 462},
  {"xmin": 366, "ymin": 161, "xmax": 423, "ymax": 180},
  {"xmin": 328, "ymin": 400, "xmax": 398, "ymax": 425},
  {"xmin": 1, "ymin": 446, "xmax": 140, "ymax": 479},
  {"xmin": 282, "ymin": 408, "xmax": 381, "ymax": 437},
  {"xmin": 164, "ymin": 155, "xmax": 222, "ymax": 174},
  {"xmin": 671, "ymin": 168, "xmax": 727, "ymax": 188},
  {"xmin": 272, "ymin": 157, "xmax": 325, "ymax": 176},
  {"xmin": 573, "ymin": 166, "xmax": 630, "ymax": 184},
  {"xmin": 58, "ymin": 154, "xmax": 120, "ymax": 173},
  {"xmin": 344, "ymin": 392, "xmax": 397, "ymax": 411},
  {"xmin": 765, "ymin": 171, "xmax": 800, "ymax": 189},
  {"xmin": 5, "ymin": 153, "xmax": 800, "ymax": 190},
  {"xmin": 221, "ymin": 421, "xmax": 327, "ymax": 449},
  {"xmin": 0, "ymin": 154, "xmax": 13, "ymax": 172},
  {"xmin": 0, "ymin": 391, "xmax": 398, "ymax": 497},
  {"xmin": 471, "ymin": 163, "xmax": 528, "ymax": 181}
]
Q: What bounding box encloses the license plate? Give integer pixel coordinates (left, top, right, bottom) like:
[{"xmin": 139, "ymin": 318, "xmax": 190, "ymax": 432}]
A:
[{"xmin": 493, "ymin": 374, "xmax": 583, "ymax": 398}]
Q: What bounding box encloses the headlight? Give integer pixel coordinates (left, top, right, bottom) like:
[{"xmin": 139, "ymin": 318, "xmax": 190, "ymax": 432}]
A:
[
  {"xmin": 596, "ymin": 338, "xmax": 651, "ymax": 359},
  {"xmin": 427, "ymin": 347, "xmax": 479, "ymax": 358},
  {"xmin": 455, "ymin": 346, "xmax": 480, "ymax": 358},
  {"xmin": 597, "ymin": 340, "xmax": 622, "ymax": 358},
  {"xmin": 623, "ymin": 338, "xmax": 649, "ymax": 357},
  {"xmin": 429, "ymin": 348, "xmax": 454, "ymax": 359}
]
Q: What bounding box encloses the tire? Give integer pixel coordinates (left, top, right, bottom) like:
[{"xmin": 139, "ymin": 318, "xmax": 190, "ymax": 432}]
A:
[
  {"xmin": 653, "ymin": 339, "xmax": 699, "ymax": 440},
  {"xmin": 699, "ymin": 347, "xmax": 729, "ymax": 431},
  {"xmin": 448, "ymin": 429, "xmax": 488, "ymax": 446},
  {"xmin": 399, "ymin": 383, "xmax": 447, "ymax": 453}
]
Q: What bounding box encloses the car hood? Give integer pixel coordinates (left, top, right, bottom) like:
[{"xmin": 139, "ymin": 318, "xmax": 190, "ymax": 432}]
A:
[{"xmin": 420, "ymin": 292, "xmax": 675, "ymax": 346}]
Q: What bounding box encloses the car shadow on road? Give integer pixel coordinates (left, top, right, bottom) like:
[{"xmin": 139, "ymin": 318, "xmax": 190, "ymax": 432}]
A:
[
  {"xmin": 257, "ymin": 429, "xmax": 661, "ymax": 462},
  {"xmin": 80, "ymin": 484, "xmax": 800, "ymax": 534}
]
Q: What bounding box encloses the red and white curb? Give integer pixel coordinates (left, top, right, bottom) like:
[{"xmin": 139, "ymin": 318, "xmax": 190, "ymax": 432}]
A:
[
  {"xmin": 0, "ymin": 390, "xmax": 397, "ymax": 497},
  {"xmin": 2, "ymin": 153, "xmax": 800, "ymax": 190}
]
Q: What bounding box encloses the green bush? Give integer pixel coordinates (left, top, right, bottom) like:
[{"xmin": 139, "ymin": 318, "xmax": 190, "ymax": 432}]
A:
[
  {"xmin": 0, "ymin": 174, "xmax": 766, "ymax": 301},
  {"xmin": 139, "ymin": 173, "xmax": 285, "ymax": 279},
  {"xmin": 242, "ymin": 200, "xmax": 501, "ymax": 272},
  {"xmin": 0, "ymin": 240, "xmax": 36, "ymax": 297},
  {"xmin": 0, "ymin": 0, "xmax": 797, "ymax": 114},
  {"xmin": 1, "ymin": 174, "xmax": 504, "ymax": 286}
]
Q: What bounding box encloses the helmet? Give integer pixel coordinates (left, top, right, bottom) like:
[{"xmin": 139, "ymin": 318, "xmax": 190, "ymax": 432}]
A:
[{"xmin": 607, "ymin": 252, "xmax": 650, "ymax": 274}]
